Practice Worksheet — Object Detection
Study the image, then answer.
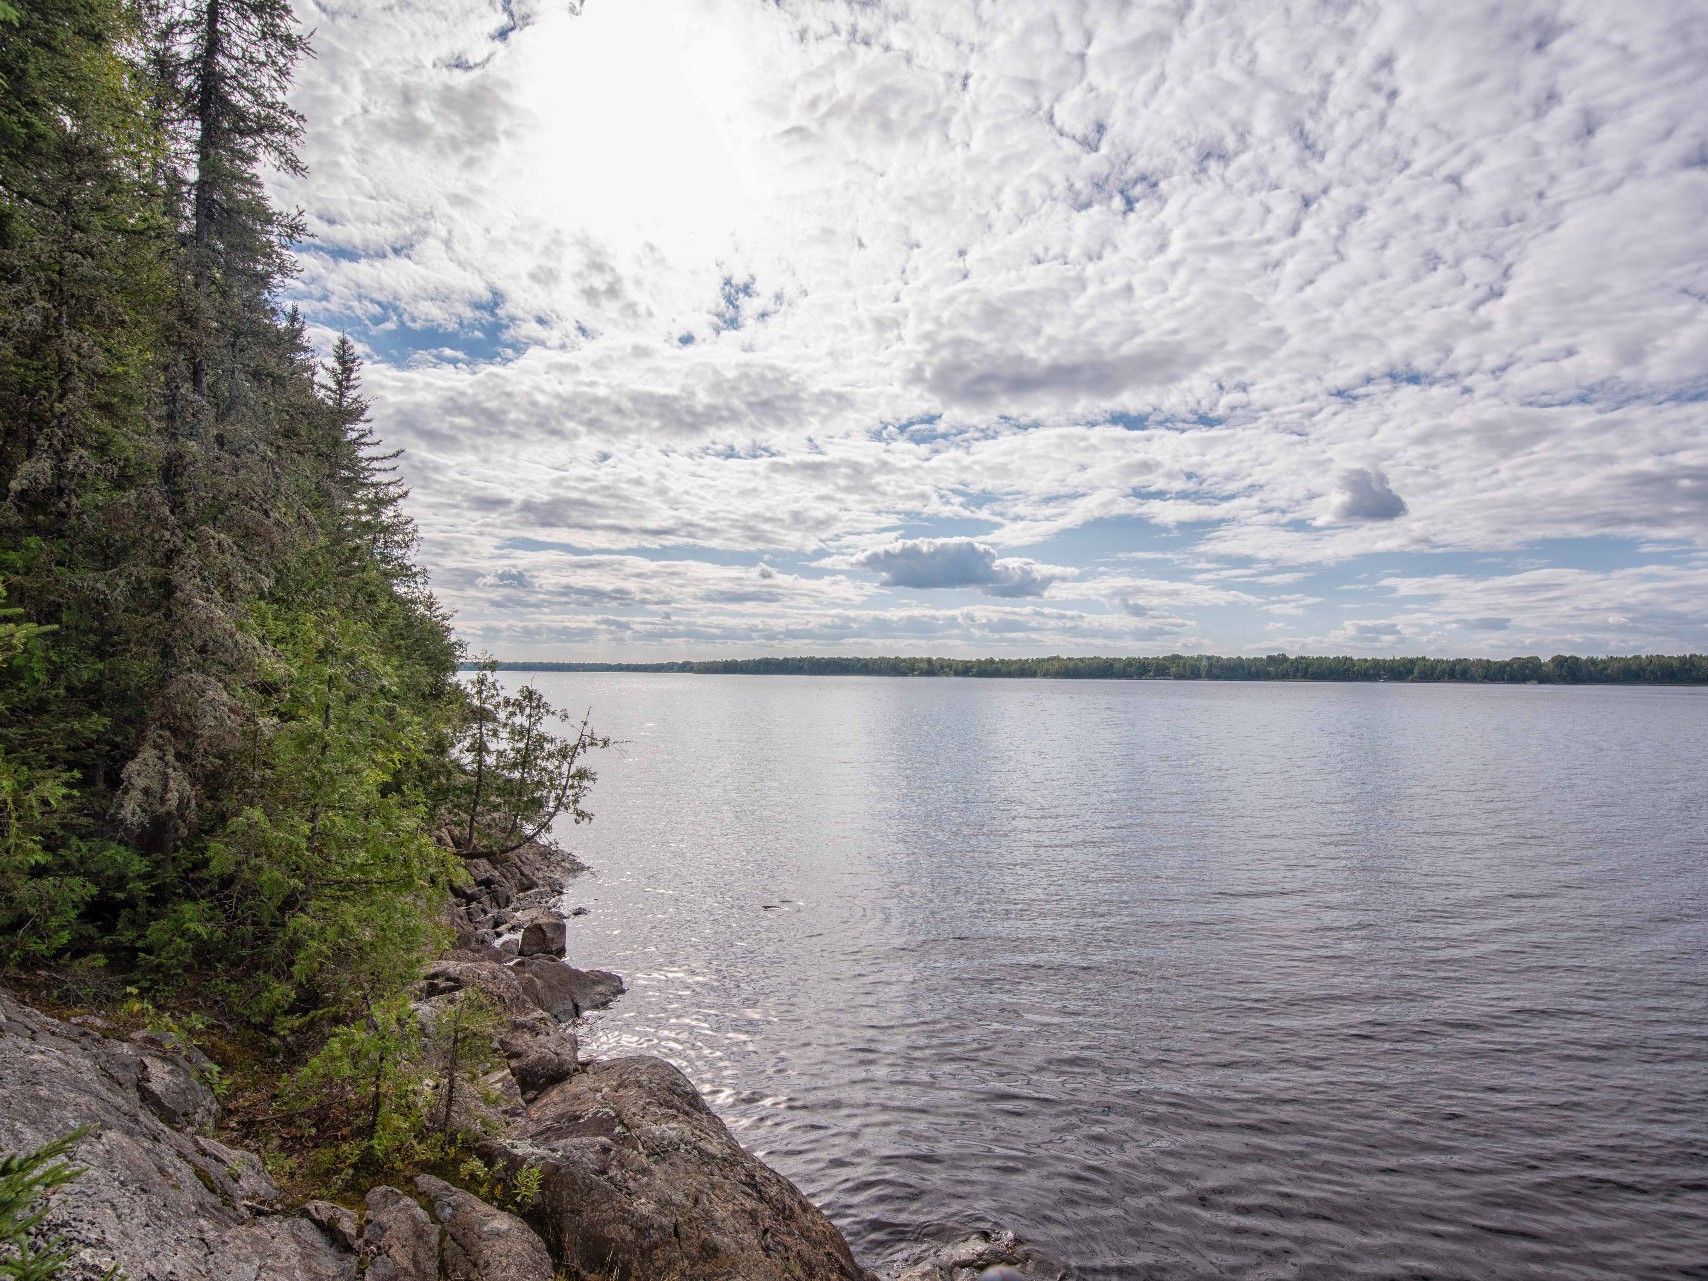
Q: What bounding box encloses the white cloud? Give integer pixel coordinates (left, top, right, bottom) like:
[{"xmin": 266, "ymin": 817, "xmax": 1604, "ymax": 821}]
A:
[
  {"xmin": 845, "ymin": 538, "xmax": 1069, "ymax": 598},
  {"xmin": 279, "ymin": 0, "xmax": 1708, "ymax": 655},
  {"xmin": 1332, "ymin": 467, "xmax": 1409, "ymax": 522}
]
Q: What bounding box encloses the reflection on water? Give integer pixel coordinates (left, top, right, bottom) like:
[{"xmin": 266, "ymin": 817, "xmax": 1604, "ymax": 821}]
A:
[{"xmin": 529, "ymin": 675, "xmax": 1708, "ymax": 1279}]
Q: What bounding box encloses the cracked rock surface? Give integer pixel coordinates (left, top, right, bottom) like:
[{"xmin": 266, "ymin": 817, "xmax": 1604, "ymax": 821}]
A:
[
  {"xmin": 488, "ymin": 1054, "xmax": 869, "ymax": 1281},
  {"xmin": 0, "ymin": 990, "xmax": 352, "ymax": 1281}
]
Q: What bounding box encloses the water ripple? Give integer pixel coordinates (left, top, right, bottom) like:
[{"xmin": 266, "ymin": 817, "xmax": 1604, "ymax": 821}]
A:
[{"xmin": 545, "ymin": 676, "xmax": 1708, "ymax": 1279}]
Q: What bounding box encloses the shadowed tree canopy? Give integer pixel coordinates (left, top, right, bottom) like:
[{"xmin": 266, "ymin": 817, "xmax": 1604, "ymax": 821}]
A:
[{"xmin": 0, "ymin": 1, "xmax": 611, "ymax": 1036}]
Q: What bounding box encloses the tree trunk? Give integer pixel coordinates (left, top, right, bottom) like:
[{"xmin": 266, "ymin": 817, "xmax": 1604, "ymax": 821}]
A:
[
  {"xmin": 367, "ymin": 1035, "xmax": 387, "ymax": 1153},
  {"xmin": 464, "ymin": 687, "xmax": 489, "ymax": 852},
  {"xmin": 440, "ymin": 1010, "xmax": 461, "ymax": 1139},
  {"xmin": 191, "ymin": 0, "xmax": 223, "ymax": 402}
]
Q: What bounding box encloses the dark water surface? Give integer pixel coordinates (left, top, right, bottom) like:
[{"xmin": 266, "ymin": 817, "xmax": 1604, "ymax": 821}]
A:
[{"xmin": 530, "ymin": 674, "xmax": 1708, "ymax": 1279}]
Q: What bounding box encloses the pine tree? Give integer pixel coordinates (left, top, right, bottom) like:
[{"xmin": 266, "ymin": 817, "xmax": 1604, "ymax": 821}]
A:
[
  {"xmin": 2, "ymin": 0, "xmax": 466, "ymax": 1020},
  {"xmin": 1, "ymin": 0, "xmax": 167, "ymax": 952},
  {"xmin": 113, "ymin": 0, "xmax": 314, "ymax": 856},
  {"xmin": 322, "ymin": 333, "xmax": 417, "ymax": 577}
]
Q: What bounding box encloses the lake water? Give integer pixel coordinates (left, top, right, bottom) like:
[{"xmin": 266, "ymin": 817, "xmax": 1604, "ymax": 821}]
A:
[{"xmin": 527, "ymin": 673, "xmax": 1708, "ymax": 1280}]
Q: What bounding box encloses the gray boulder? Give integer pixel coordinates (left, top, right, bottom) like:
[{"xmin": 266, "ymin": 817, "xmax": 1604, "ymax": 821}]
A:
[
  {"xmin": 461, "ymin": 857, "xmax": 515, "ymax": 907},
  {"xmin": 501, "ymin": 1025, "xmax": 581, "ymax": 1101},
  {"xmin": 0, "ymin": 991, "xmax": 354, "ymax": 1281},
  {"xmin": 504, "ymin": 838, "xmax": 587, "ymax": 894},
  {"xmin": 301, "ymin": 1200, "xmax": 360, "ymax": 1251},
  {"xmin": 485, "ymin": 1055, "xmax": 865, "ymax": 1281},
  {"xmin": 517, "ymin": 912, "xmax": 566, "ymax": 958},
  {"xmin": 136, "ymin": 1048, "xmax": 218, "ymax": 1130},
  {"xmin": 419, "ymin": 959, "xmax": 554, "ymax": 1034},
  {"xmin": 362, "ymin": 1185, "xmax": 439, "ymax": 1281},
  {"xmin": 510, "ymin": 957, "xmax": 624, "ymax": 1020},
  {"xmin": 218, "ymin": 1217, "xmax": 357, "ymax": 1281},
  {"xmin": 416, "ymin": 1174, "xmax": 554, "ymax": 1281}
]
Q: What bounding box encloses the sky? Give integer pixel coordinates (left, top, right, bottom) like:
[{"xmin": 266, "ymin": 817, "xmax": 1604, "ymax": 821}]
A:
[{"xmin": 279, "ymin": 0, "xmax": 1708, "ymax": 660}]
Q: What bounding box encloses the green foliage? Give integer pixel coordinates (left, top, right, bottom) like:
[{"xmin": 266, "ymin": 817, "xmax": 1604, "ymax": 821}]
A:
[
  {"xmin": 0, "ymin": 1127, "xmax": 91, "ymax": 1281},
  {"xmin": 0, "ymin": 0, "xmax": 471, "ymax": 1038},
  {"xmin": 175, "ymin": 604, "xmax": 457, "ymax": 1022},
  {"xmin": 506, "ymin": 1160, "xmax": 544, "ymax": 1212},
  {"xmin": 451, "ymin": 661, "xmax": 609, "ymax": 860},
  {"xmin": 424, "ymin": 989, "xmax": 503, "ymax": 1142},
  {"xmin": 450, "ymin": 1150, "xmax": 544, "ymax": 1215},
  {"xmin": 0, "ymin": 587, "xmax": 82, "ymax": 965},
  {"xmin": 286, "ymin": 994, "xmax": 432, "ymax": 1183},
  {"xmin": 455, "ymin": 1152, "xmax": 491, "ymax": 1189},
  {"xmin": 285, "ymin": 989, "xmax": 508, "ymax": 1187}
]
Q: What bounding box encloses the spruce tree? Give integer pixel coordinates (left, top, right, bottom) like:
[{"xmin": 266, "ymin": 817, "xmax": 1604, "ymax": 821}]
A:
[
  {"xmin": 0, "ymin": 0, "xmax": 166, "ymax": 954},
  {"xmin": 113, "ymin": 0, "xmax": 314, "ymax": 855}
]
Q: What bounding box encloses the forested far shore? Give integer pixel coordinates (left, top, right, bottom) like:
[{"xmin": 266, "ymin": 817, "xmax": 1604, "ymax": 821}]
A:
[{"xmin": 470, "ymin": 653, "xmax": 1708, "ymax": 684}]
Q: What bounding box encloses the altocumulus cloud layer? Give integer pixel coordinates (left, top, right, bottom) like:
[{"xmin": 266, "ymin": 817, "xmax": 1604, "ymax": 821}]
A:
[{"xmin": 281, "ymin": 0, "xmax": 1708, "ymax": 658}]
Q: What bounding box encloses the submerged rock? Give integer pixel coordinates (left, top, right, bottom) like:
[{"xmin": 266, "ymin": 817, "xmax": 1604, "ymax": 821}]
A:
[
  {"xmin": 882, "ymin": 1230, "xmax": 1075, "ymax": 1281},
  {"xmin": 486, "ymin": 1055, "xmax": 867, "ymax": 1281}
]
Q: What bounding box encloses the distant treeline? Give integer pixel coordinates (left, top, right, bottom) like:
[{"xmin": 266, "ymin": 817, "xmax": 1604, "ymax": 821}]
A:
[{"xmin": 469, "ymin": 653, "xmax": 1708, "ymax": 684}]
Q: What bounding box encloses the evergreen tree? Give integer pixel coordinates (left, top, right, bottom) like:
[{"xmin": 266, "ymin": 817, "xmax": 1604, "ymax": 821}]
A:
[
  {"xmin": 0, "ymin": 0, "xmax": 165, "ymax": 957},
  {"xmin": 1, "ymin": 0, "xmax": 473, "ymax": 1027}
]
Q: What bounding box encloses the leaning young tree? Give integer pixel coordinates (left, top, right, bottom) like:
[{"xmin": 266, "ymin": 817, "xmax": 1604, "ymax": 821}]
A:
[{"xmin": 455, "ymin": 662, "xmax": 610, "ymax": 862}]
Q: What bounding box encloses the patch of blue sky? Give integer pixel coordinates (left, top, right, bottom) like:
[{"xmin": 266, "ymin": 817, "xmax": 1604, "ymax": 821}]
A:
[
  {"xmin": 712, "ymin": 275, "xmax": 772, "ymax": 333},
  {"xmin": 491, "ymin": 0, "xmax": 528, "ymax": 43},
  {"xmin": 286, "ymin": 253, "xmax": 514, "ymax": 365},
  {"xmin": 870, "ymin": 413, "xmax": 952, "ymax": 443},
  {"xmin": 1518, "ymin": 375, "xmax": 1708, "ymax": 410},
  {"xmin": 1492, "ymin": 534, "xmax": 1694, "ymax": 571},
  {"xmin": 886, "ymin": 514, "xmax": 1004, "ymax": 541},
  {"xmin": 359, "ymin": 301, "xmax": 512, "ymax": 367},
  {"xmin": 1330, "ymin": 366, "xmax": 1445, "ymax": 401},
  {"xmin": 1008, "ymin": 515, "xmax": 1196, "ymax": 566},
  {"xmin": 700, "ymin": 440, "xmax": 783, "ymax": 461},
  {"xmin": 1098, "ymin": 172, "xmax": 1163, "ymax": 215},
  {"xmin": 1352, "ymin": 535, "xmax": 1687, "ymax": 580},
  {"xmin": 293, "ymin": 241, "xmax": 365, "ymax": 265},
  {"xmin": 1107, "ymin": 409, "xmax": 1228, "ymax": 430}
]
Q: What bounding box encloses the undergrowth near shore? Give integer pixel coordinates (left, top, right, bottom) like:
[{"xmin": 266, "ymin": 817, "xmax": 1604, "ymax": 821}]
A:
[{"xmin": 7, "ymin": 967, "xmax": 537, "ymax": 1209}]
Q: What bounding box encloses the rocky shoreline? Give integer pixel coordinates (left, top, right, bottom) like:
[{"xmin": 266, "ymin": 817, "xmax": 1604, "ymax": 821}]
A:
[{"xmin": 0, "ymin": 841, "xmax": 1067, "ymax": 1281}]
